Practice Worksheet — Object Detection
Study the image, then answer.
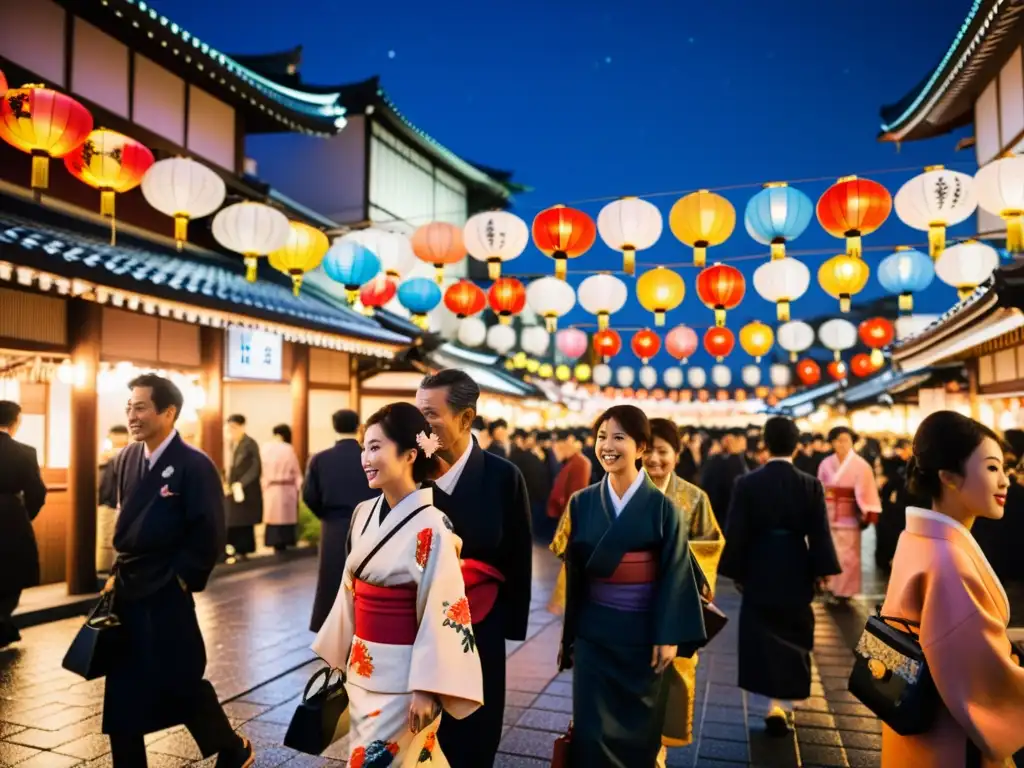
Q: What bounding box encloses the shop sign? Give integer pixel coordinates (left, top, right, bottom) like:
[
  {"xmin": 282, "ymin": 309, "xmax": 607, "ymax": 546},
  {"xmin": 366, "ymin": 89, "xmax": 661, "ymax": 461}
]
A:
[{"xmin": 226, "ymin": 327, "xmax": 282, "ymax": 381}]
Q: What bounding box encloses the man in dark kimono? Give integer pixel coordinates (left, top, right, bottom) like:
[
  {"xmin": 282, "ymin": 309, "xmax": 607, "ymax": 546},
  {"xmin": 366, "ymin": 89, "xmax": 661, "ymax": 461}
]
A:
[
  {"xmin": 224, "ymin": 414, "xmax": 262, "ymax": 560},
  {"xmin": 699, "ymin": 427, "xmax": 748, "ymax": 530},
  {"xmin": 303, "ymin": 409, "xmax": 374, "ymax": 632},
  {"xmin": 718, "ymin": 416, "xmax": 840, "ymax": 736},
  {"xmin": 105, "ymin": 374, "xmax": 253, "ymax": 766},
  {"xmin": 416, "ymin": 369, "xmax": 533, "ymax": 768},
  {"xmin": 0, "ymin": 401, "xmax": 46, "ymax": 648}
]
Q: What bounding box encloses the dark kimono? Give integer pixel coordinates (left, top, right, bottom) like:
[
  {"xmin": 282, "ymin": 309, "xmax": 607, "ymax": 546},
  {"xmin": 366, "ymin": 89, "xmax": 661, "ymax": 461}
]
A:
[
  {"xmin": 560, "ymin": 473, "xmax": 706, "ymax": 768},
  {"xmin": 718, "ymin": 460, "xmax": 840, "ymax": 700},
  {"xmin": 225, "ymin": 433, "xmax": 262, "ymax": 555}
]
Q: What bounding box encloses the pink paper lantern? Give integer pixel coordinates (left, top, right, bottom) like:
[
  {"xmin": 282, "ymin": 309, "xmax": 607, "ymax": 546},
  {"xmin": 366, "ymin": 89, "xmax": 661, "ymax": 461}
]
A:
[
  {"xmin": 666, "ymin": 325, "xmax": 699, "ymax": 363},
  {"xmin": 556, "ymin": 328, "xmax": 589, "ymax": 361}
]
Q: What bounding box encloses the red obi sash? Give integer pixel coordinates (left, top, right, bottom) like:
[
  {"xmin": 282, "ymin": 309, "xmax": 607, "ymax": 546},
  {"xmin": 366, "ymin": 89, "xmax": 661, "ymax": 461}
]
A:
[
  {"xmin": 825, "ymin": 485, "xmax": 859, "ymax": 525},
  {"xmin": 589, "ymin": 551, "xmax": 657, "ymax": 612},
  {"xmin": 462, "ymin": 558, "xmax": 505, "ymax": 623},
  {"xmin": 353, "ymin": 580, "xmax": 418, "ymax": 645},
  {"xmin": 594, "ymin": 550, "xmax": 658, "ymax": 585}
]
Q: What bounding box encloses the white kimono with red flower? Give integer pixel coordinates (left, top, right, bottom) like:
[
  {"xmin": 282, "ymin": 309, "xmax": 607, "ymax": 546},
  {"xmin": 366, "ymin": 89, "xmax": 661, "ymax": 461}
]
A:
[{"xmin": 313, "ymin": 487, "xmax": 483, "ymax": 767}]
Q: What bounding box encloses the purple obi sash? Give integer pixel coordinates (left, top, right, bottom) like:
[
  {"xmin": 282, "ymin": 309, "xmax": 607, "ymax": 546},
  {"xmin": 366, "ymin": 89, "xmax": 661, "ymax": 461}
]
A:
[{"xmin": 589, "ymin": 551, "xmax": 657, "ymax": 612}]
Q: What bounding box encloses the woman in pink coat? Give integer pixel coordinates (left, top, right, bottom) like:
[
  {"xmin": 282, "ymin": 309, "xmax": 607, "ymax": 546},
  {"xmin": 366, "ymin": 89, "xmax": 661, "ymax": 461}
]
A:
[
  {"xmin": 260, "ymin": 424, "xmax": 302, "ymax": 552},
  {"xmin": 881, "ymin": 410, "xmax": 1024, "ymax": 768}
]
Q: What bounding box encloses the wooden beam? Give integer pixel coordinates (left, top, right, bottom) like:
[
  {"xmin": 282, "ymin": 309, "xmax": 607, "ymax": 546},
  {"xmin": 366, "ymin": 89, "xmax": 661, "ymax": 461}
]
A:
[
  {"xmin": 199, "ymin": 326, "xmax": 224, "ymax": 472},
  {"xmin": 291, "ymin": 343, "xmax": 310, "ymax": 469},
  {"xmin": 349, "ymin": 354, "xmax": 361, "ymax": 418},
  {"xmin": 968, "ymin": 357, "xmax": 981, "ymax": 421}
]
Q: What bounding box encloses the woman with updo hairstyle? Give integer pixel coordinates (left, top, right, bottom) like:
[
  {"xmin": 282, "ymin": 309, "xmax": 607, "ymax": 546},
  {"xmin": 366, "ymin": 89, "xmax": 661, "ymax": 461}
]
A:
[
  {"xmin": 312, "ymin": 402, "xmax": 484, "ymax": 767},
  {"xmin": 878, "ymin": 410, "xmax": 1024, "ymax": 768}
]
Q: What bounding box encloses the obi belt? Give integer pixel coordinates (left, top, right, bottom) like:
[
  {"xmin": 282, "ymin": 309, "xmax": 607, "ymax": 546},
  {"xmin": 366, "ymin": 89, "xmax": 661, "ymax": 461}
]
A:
[
  {"xmin": 588, "ymin": 550, "xmax": 657, "ymax": 612},
  {"xmin": 825, "ymin": 485, "xmax": 858, "ymax": 526},
  {"xmin": 353, "ymin": 559, "xmax": 505, "ymax": 644}
]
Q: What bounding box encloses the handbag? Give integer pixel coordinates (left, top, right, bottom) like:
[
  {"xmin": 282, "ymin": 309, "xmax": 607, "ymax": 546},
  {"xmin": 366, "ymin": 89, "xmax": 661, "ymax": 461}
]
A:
[
  {"xmin": 283, "ymin": 665, "xmax": 350, "ymax": 754},
  {"xmin": 691, "ymin": 549, "xmax": 728, "ymax": 644},
  {"xmin": 550, "ymin": 721, "xmax": 572, "ymax": 768},
  {"xmin": 848, "ymin": 607, "xmax": 938, "ymax": 735},
  {"xmin": 61, "ymin": 591, "xmax": 124, "ymax": 680}
]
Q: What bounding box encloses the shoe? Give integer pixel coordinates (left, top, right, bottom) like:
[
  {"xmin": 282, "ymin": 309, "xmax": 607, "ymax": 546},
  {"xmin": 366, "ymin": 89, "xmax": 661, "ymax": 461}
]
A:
[
  {"xmin": 0, "ymin": 623, "xmax": 21, "ymax": 649},
  {"xmin": 764, "ymin": 706, "xmax": 793, "ymax": 737},
  {"xmin": 215, "ymin": 737, "xmax": 254, "ymax": 768}
]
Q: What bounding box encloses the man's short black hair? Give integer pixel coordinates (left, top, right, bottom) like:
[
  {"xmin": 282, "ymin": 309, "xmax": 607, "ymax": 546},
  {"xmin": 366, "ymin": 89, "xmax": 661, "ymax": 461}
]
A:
[
  {"xmin": 512, "ymin": 428, "xmax": 527, "ymax": 440},
  {"xmin": 764, "ymin": 416, "xmax": 800, "ymax": 457},
  {"xmin": 332, "ymin": 409, "xmax": 359, "ymax": 434},
  {"xmin": 536, "ymin": 430, "xmax": 552, "ymax": 441},
  {"xmin": 0, "ymin": 400, "xmax": 21, "ymax": 428},
  {"xmin": 109, "ymin": 425, "xmax": 129, "ymax": 435},
  {"xmin": 129, "ymin": 374, "xmax": 184, "ymax": 422},
  {"xmin": 554, "ymin": 429, "xmax": 577, "ymax": 442},
  {"xmin": 489, "ymin": 419, "xmax": 508, "ymax": 435},
  {"xmin": 226, "ymin": 414, "xmax": 246, "ymax": 426},
  {"xmin": 419, "ymin": 369, "xmax": 480, "ymax": 415}
]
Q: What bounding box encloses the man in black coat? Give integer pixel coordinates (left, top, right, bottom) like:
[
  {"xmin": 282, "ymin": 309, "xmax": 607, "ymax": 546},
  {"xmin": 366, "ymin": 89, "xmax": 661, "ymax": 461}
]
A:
[
  {"xmin": 486, "ymin": 418, "xmax": 510, "ymax": 458},
  {"xmin": 0, "ymin": 400, "xmax": 46, "ymax": 648},
  {"xmin": 417, "ymin": 369, "xmax": 533, "ymax": 768},
  {"xmin": 224, "ymin": 414, "xmax": 262, "ymax": 560},
  {"xmin": 303, "ymin": 409, "xmax": 374, "ymax": 632},
  {"xmin": 699, "ymin": 427, "xmax": 749, "ymax": 530}
]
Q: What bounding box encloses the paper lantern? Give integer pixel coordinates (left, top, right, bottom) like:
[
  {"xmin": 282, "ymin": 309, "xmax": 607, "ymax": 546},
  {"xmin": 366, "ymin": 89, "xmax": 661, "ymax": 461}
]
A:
[
  {"xmin": 346, "ymin": 229, "xmax": 417, "ymax": 280},
  {"xmin": 638, "ymin": 365, "xmax": 658, "ymax": 390},
  {"xmin": 636, "ymin": 267, "xmax": 685, "ymax": 326},
  {"xmin": 877, "ymin": 246, "xmax": 935, "ymax": 313},
  {"xmin": 631, "ymin": 329, "xmax": 661, "ymax": 364},
  {"xmin": 360, "ymin": 276, "xmax": 397, "ymax": 315},
  {"xmin": 744, "ymin": 182, "xmax": 813, "ymax": 260},
  {"xmin": 934, "ymin": 240, "xmax": 1000, "ymax": 300},
  {"xmin": 527, "ymin": 277, "xmax": 576, "ymax": 332},
  {"xmin": 850, "ymin": 353, "xmax": 879, "ymax": 378},
  {"xmin": 696, "ymin": 263, "xmax": 745, "ymax": 327},
  {"xmin": 769, "ymin": 363, "xmax": 791, "ymax": 387},
  {"xmin": 411, "ymin": 222, "xmax": 467, "ymax": 283},
  {"xmin": 827, "ymin": 360, "xmax": 848, "ymax": 381},
  {"xmin": 0, "ymin": 84, "xmax": 92, "ymax": 197},
  {"xmin": 323, "ymin": 239, "xmax": 382, "ymax": 303},
  {"xmin": 212, "ymin": 202, "xmax": 291, "ymax": 282},
  {"xmin": 711, "ymin": 364, "xmax": 732, "ymax": 388},
  {"xmin": 616, "ymin": 366, "xmax": 635, "ymax": 388},
  {"xmin": 687, "ymin": 367, "xmax": 707, "ymax": 389},
  {"xmin": 521, "ymin": 326, "xmax": 551, "ymax": 357},
  {"xmin": 818, "ymin": 254, "xmax": 870, "ymax": 312},
  {"xmin": 444, "ymin": 280, "xmax": 486, "ymax": 318},
  {"xmin": 267, "ymin": 221, "xmax": 329, "ymax": 295},
  {"xmin": 896, "ymin": 314, "xmax": 939, "ymax": 340},
  {"xmin": 556, "ymin": 328, "xmax": 588, "ymax": 361},
  {"xmin": 665, "ymin": 325, "xmax": 699, "ymax": 363},
  {"xmin": 464, "ymin": 210, "xmax": 529, "ymax": 279},
  {"xmin": 141, "ymin": 157, "xmax": 226, "ymax": 250},
  {"xmin": 574, "ymin": 363, "xmax": 592, "ymax": 382},
  {"xmin": 974, "ymin": 154, "xmax": 1024, "ymax": 252},
  {"xmin": 818, "ymin": 318, "xmax": 857, "ymax": 361},
  {"xmin": 816, "ymin": 175, "xmax": 892, "ymax": 258},
  {"xmin": 63, "ymin": 128, "xmax": 154, "ymax": 244},
  {"xmin": 669, "ymin": 190, "xmax": 735, "ymax": 267},
  {"xmin": 555, "ymin": 364, "xmax": 572, "ymax": 382},
  {"xmin": 486, "ymin": 323, "xmax": 517, "ymax": 354},
  {"xmin": 593, "ymin": 363, "xmax": 613, "ymax": 387},
  {"xmin": 537, "ymin": 363, "xmax": 554, "ymax": 379},
  {"xmin": 739, "ymin": 320, "xmax": 774, "ymax": 362},
  {"xmin": 796, "ymin": 359, "xmax": 821, "ymax": 386},
  {"xmin": 532, "ymin": 204, "xmax": 597, "ymax": 279},
  {"xmin": 663, "ymin": 367, "xmax": 684, "ymax": 389},
  {"xmin": 488, "ymin": 277, "xmax": 527, "ymax": 325},
  {"xmin": 894, "ymin": 166, "xmax": 977, "ymax": 258},
  {"xmin": 512, "ymin": 352, "xmax": 529, "ymax": 370},
  {"xmin": 752, "ymin": 257, "xmax": 810, "ymax": 321},
  {"xmin": 0, "ymin": 69, "xmax": 7, "ymax": 96},
  {"xmin": 778, "ymin": 320, "xmax": 815, "ymax": 362},
  {"xmin": 858, "ymin": 317, "xmax": 895, "ymax": 367},
  {"xmin": 593, "ymin": 329, "xmax": 623, "ymax": 360},
  {"xmin": 703, "ymin": 326, "xmax": 735, "ymax": 362},
  {"xmin": 398, "ymin": 277, "xmax": 442, "ymax": 330},
  {"xmin": 577, "ymin": 274, "xmax": 628, "ymax": 331},
  {"xmin": 457, "ymin": 316, "xmax": 487, "ymax": 347},
  {"xmin": 597, "ymin": 197, "xmax": 663, "ymax": 275},
  {"xmin": 741, "ymin": 365, "xmax": 761, "ymax": 387}
]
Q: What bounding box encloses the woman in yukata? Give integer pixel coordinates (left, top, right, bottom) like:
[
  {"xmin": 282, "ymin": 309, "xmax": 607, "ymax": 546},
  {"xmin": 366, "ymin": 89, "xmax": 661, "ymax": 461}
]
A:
[
  {"xmin": 880, "ymin": 410, "xmax": 1024, "ymax": 768},
  {"xmin": 556, "ymin": 405, "xmax": 706, "ymax": 768},
  {"xmin": 313, "ymin": 403, "xmax": 483, "ymax": 767}
]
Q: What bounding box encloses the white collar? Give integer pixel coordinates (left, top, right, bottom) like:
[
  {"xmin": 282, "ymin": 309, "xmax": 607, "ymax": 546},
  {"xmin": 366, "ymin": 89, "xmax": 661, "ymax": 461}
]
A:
[
  {"xmin": 607, "ymin": 469, "xmax": 647, "ymax": 515},
  {"xmin": 434, "ymin": 437, "xmax": 474, "ymax": 494},
  {"xmin": 767, "ymin": 456, "xmax": 793, "ymax": 464},
  {"xmin": 388, "ymin": 485, "xmax": 434, "ymax": 517},
  {"xmin": 144, "ymin": 429, "xmax": 177, "ymax": 465},
  {"xmin": 653, "ymin": 473, "xmax": 672, "ymax": 494}
]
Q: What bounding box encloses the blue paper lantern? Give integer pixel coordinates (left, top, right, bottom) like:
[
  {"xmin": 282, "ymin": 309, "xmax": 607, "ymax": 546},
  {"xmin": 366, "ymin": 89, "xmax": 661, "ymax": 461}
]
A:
[
  {"xmin": 744, "ymin": 182, "xmax": 813, "ymax": 260},
  {"xmin": 877, "ymin": 246, "xmax": 934, "ymax": 313},
  {"xmin": 322, "ymin": 240, "xmax": 381, "ymax": 303},
  {"xmin": 397, "ymin": 277, "xmax": 442, "ymax": 329}
]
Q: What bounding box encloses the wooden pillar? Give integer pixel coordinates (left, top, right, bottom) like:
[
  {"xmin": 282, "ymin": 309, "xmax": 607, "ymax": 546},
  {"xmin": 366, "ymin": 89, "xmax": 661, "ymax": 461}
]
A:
[
  {"xmin": 291, "ymin": 343, "xmax": 309, "ymax": 469},
  {"xmin": 349, "ymin": 354, "xmax": 361, "ymax": 421},
  {"xmin": 199, "ymin": 326, "xmax": 224, "ymax": 473},
  {"xmin": 967, "ymin": 358, "xmax": 981, "ymax": 422},
  {"xmin": 67, "ymin": 299, "xmax": 101, "ymax": 595}
]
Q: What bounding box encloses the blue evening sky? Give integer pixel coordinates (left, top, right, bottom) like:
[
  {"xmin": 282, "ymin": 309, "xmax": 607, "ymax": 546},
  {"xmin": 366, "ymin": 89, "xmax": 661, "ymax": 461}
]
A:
[{"xmin": 166, "ymin": 0, "xmax": 978, "ymax": 375}]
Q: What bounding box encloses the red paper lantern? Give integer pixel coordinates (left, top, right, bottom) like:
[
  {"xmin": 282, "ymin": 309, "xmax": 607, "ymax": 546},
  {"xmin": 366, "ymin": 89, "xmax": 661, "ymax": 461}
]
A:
[
  {"xmin": 796, "ymin": 359, "xmax": 821, "ymax": 386},
  {"xmin": 631, "ymin": 329, "xmax": 661, "ymax": 364},
  {"xmin": 827, "ymin": 360, "xmax": 848, "ymax": 380},
  {"xmin": 532, "ymin": 204, "xmax": 597, "ymax": 280},
  {"xmin": 817, "ymin": 176, "xmax": 892, "ymax": 258},
  {"xmin": 360, "ymin": 276, "xmax": 396, "ymax": 313},
  {"xmin": 593, "ymin": 329, "xmax": 622, "ymax": 360},
  {"xmin": 0, "ymin": 69, "xmax": 7, "ymax": 96},
  {"xmin": 487, "ymin": 277, "xmax": 526, "ymax": 325},
  {"xmin": 444, "ymin": 279, "xmax": 486, "ymax": 318},
  {"xmin": 858, "ymin": 317, "xmax": 895, "ymax": 367},
  {"xmin": 665, "ymin": 325, "xmax": 699, "ymax": 363},
  {"xmin": 703, "ymin": 326, "xmax": 735, "ymax": 362},
  {"xmin": 696, "ymin": 263, "xmax": 745, "ymax": 327},
  {"xmin": 850, "ymin": 353, "xmax": 880, "ymax": 378}
]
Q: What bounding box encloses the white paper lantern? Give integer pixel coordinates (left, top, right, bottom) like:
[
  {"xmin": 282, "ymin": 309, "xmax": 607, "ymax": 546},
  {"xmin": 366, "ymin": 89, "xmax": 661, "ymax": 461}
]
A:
[
  {"xmin": 464, "ymin": 211, "xmax": 529, "ymax": 279},
  {"xmin": 663, "ymin": 366, "xmax": 684, "ymax": 389},
  {"xmin": 597, "ymin": 197, "xmax": 663, "ymax": 275},
  {"xmin": 577, "ymin": 274, "xmax": 628, "ymax": 331},
  {"xmin": 711, "ymin": 364, "xmax": 731, "ymax": 388},
  {"xmin": 457, "ymin": 317, "xmax": 487, "ymax": 347},
  {"xmin": 974, "ymin": 154, "xmax": 1024, "ymax": 253},
  {"xmin": 741, "ymin": 365, "xmax": 761, "ymax": 387},
  {"xmin": 593, "ymin": 363, "xmax": 613, "ymax": 387},
  {"xmin": 752, "ymin": 257, "xmax": 810, "ymax": 321},
  {"xmin": 777, "ymin": 320, "xmax": 815, "ymax": 362},
  {"xmin": 527, "ymin": 277, "xmax": 577, "ymax": 332},
  {"xmin": 769, "ymin": 363, "xmax": 792, "ymax": 387},
  {"xmin": 895, "ymin": 314, "xmax": 940, "ymax": 340},
  {"xmin": 520, "ymin": 325, "xmax": 551, "ymax": 357},
  {"xmin": 895, "ymin": 166, "xmax": 977, "ymax": 257},
  {"xmin": 934, "ymin": 240, "xmax": 1000, "ymax": 300},
  {"xmin": 141, "ymin": 157, "xmax": 226, "ymax": 249},
  {"xmin": 639, "ymin": 365, "xmax": 658, "ymax": 389},
  {"xmin": 486, "ymin": 323, "xmax": 517, "ymax": 355},
  {"xmin": 345, "ymin": 228, "xmax": 417, "ymax": 279},
  {"xmin": 616, "ymin": 366, "xmax": 635, "ymax": 388},
  {"xmin": 687, "ymin": 366, "xmax": 707, "ymax": 389},
  {"xmin": 818, "ymin": 318, "xmax": 857, "ymax": 361},
  {"xmin": 211, "ymin": 202, "xmax": 291, "ymax": 282}
]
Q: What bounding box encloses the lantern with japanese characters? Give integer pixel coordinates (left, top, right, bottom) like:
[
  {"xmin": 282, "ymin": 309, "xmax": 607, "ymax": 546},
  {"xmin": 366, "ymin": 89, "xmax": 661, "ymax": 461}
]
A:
[
  {"xmin": 593, "ymin": 329, "xmax": 622, "ymax": 361},
  {"xmin": 324, "ymin": 239, "xmax": 383, "ymax": 303},
  {"xmin": 778, "ymin": 320, "xmax": 815, "ymax": 362},
  {"xmin": 212, "ymin": 202, "xmax": 291, "ymax": 282},
  {"xmin": 934, "ymin": 240, "xmax": 1000, "ymax": 300},
  {"xmin": 818, "ymin": 254, "xmax": 870, "ymax": 312},
  {"xmin": 141, "ymin": 157, "xmax": 226, "ymax": 250},
  {"xmin": 894, "ymin": 166, "xmax": 977, "ymax": 258},
  {"xmin": 669, "ymin": 190, "xmax": 735, "ymax": 267},
  {"xmin": 739, "ymin": 321, "xmax": 774, "ymax": 362},
  {"xmin": 464, "ymin": 210, "xmax": 529, "ymax": 279},
  {"xmin": 974, "ymin": 154, "xmax": 1024, "ymax": 253},
  {"xmin": 411, "ymin": 222, "xmax": 467, "ymax": 283},
  {"xmin": 527, "ymin": 277, "xmax": 576, "ymax": 332},
  {"xmin": 703, "ymin": 326, "xmax": 735, "ymax": 362},
  {"xmin": 744, "ymin": 182, "xmax": 813, "ymax": 260},
  {"xmin": 631, "ymin": 329, "xmax": 661, "ymax": 364},
  {"xmin": 556, "ymin": 328, "xmax": 588, "ymax": 361},
  {"xmin": 753, "ymin": 257, "xmax": 809, "ymax": 321},
  {"xmin": 578, "ymin": 274, "xmax": 627, "ymax": 331},
  {"xmin": 696, "ymin": 263, "xmax": 745, "ymax": 327},
  {"xmin": 597, "ymin": 197, "xmax": 663, "ymax": 275},
  {"xmin": 877, "ymin": 246, "xmax": 934, "ymax": 313},
  {"xmin": 444, "ymin": 280, "xmax": 486, "ymax": 318},
  {"xmin": 796, "ymin": 359, "xmax": 821, "ymax": 386},
  {"xmin": 532, "ymin": 204, "xmax": 597, "ymax": 279},
  {"xmin": 816, "ymin": 175, "xmax": 892, "ymax": 258},
  {"xmin": 858, "ymin": 317, "xmax": 895, "ymax": 368},
  {"xmin": 636, "ymin": 266, "xmax": 685, "ymax": 327},
  {"xmin": 267, "ymin": 221, "xmax": 329, "ymax": 295},
  {"xmin": 665, "ymin": 324, "xmax": 699, "ymax": 364},
  {"xmin": 488, "ymin": 277, "xmax": 527, "ymax": 325}
]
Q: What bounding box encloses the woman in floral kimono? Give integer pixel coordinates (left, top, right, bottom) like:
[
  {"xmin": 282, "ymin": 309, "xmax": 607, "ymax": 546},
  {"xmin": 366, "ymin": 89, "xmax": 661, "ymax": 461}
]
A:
[
  {"xmin": 817, "ymin": 426, "xmax": 881, "ymax": 601},
  {"xmin": 879, "ymin": 411, "xmax": 1024, "ymax": 768},
  {"xmin": 260, "ymin": 424, "xmax": 302, "ymax": 551},
  {"xmin": 313, "ymin": 403, "xmax": 483, "ymax": 767}
]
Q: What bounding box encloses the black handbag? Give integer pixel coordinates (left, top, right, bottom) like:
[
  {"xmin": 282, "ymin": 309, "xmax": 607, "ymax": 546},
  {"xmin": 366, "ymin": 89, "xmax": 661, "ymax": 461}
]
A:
[
  {"xmin": 848, "ymin": 608, "xmax": 938, "ymax": 735},
  {"xmin": 691, "ymin": 550, "xmax": 728, "ymax": 644},
  {"xmin": 283, "ymin": 665, "xmax": 350, "ymax": 754},
  {"xmin": 61, "ymin": 592, "xmax": 124, "ymax": 680}
]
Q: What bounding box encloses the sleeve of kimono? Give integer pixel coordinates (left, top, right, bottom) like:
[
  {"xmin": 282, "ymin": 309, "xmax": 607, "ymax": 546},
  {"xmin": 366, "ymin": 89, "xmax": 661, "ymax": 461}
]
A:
[
  {"xmin": 236, "ymin": 440, "xmax": 261, "ymax": 488},
  {"xmin": 20, "ymin": 445, "xmax": 47, "ymax": 519},
  {"xmin": 853, "ymin": 459, "xmax": 882, "ymax": 514},
  {"xmin": 717, "ymin": 477, "xmax": 749, "ymax": 583},
  {"xmin": 808, "ymin": 479, "xmax": 841, "ymax": 578},
  {"xmin": 500, "ymin": 466, "xmax": 534, "ymax": 641},
  {"xmin": 688, "ymin": 488, "xmax": 721, "ymax": 541},
  {"xmin": 409, "ymin": 522, "xmax": 484, "ymax": 720},
  {"xmin": 549, "ymin": 498, "xmax": 573, "ymax": 559},
  {"xmin": 302, "ymin": 455, "xmax": 323, "ymax": 518},
  {"xmin": 174, "ymin": 453, "xmax": 226, "ymax": 593},
  {"xmin": 653, "ymin": 495, "xmax": 705, "ymax": 647}
]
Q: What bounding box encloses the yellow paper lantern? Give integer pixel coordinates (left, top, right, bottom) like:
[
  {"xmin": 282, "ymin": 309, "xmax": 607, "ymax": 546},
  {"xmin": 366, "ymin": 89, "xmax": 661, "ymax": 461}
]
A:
[
  {"xmin": 636, "ymin": 267, "xmax": 685, "ymax": 327},
  {"xmin": 555, "ymin": 364, "xmax": 572, "ymax": 382},
  {"xmin": 739, "ymin": 321, "xmax": 774, "ymax": 362},
  {"xmin": 818, "ymin": 254, "xmax": 870, "ymax": 312},
  {"xmin": 574, "ymin": 363, "xmax": 592, "ymax": 382},
  {"xmin": 669, "ymin": 190, "xmax": 735, "ymax": 267},
  {"xmin": 526, "ymin": 359, "xmax": 541, "ymax": 373},
  {"xmin": 538, "ymin": 363, "xmax": 554, "ymax": 378},
  {"xmin": 268, "ymin": 221, "xmax": 329, "ymax": 295},
  {"xmin": 512, "ymin": 351, "xmax": 528, "ymax": 369}
]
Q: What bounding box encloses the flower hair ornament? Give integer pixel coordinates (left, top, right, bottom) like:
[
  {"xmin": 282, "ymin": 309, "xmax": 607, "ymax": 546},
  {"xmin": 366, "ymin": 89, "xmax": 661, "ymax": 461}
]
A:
[{"xmin": 416, "ymin": 431, "xmax": 442, "ymax": 458}]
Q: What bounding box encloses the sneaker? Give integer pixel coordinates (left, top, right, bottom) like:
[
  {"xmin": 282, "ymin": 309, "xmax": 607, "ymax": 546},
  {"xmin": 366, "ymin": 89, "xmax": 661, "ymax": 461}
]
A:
[
  {"xmin": 215, "ymin": 737, "xmax": 254, "ymax": 768},
  {"xmin": 764, "ymin": 706, "xmax": 793, "ymax": 737}
]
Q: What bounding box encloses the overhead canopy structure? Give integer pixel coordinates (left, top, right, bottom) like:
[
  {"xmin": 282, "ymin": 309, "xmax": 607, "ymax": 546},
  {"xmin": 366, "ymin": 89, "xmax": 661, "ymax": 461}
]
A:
[{"xmin": 423, "ymin": 342, "xmax": 543, "ymax": 399}]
